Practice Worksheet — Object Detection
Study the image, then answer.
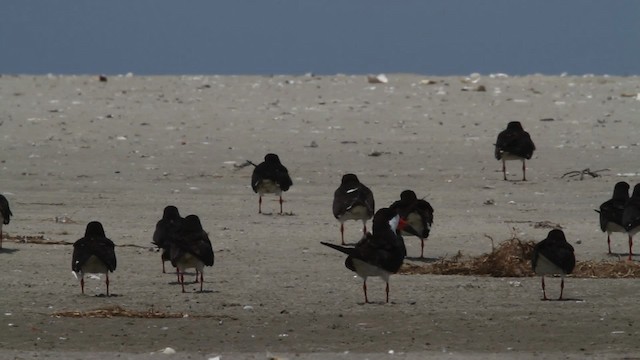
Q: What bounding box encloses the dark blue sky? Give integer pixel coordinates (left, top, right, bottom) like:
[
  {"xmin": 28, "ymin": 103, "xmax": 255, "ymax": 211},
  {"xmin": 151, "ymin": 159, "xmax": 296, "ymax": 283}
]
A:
[{"xmin": 1, "ymin": 1, "xmax": 638, "ymax": 76}]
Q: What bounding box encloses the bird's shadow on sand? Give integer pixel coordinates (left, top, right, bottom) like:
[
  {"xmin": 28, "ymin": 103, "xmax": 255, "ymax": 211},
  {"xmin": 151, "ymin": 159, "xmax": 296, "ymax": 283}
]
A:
[
  {"xmin": 260, "ymin": 211, "xmax": 296, "ymax": 216},
  {"xmin": 540, "ymin": 297, "xmax": 584, "ymax": 302},
  {"xmin": 0, "ymin": 247, "xmax": 19, "ymax": 254},
  {"xmin": 358, "ymin": 300, "xmax": 419, "ymax": 306},
  {"xmin": 94, "ymin": 293, "xmax": 122, "ymax": 298}
]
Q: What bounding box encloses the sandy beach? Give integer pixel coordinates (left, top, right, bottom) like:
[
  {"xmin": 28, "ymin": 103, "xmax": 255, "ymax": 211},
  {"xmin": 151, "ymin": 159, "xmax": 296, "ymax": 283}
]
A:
[{"xmin": 1, "ymin": 74, "xmax": 640, "ymax": 359}]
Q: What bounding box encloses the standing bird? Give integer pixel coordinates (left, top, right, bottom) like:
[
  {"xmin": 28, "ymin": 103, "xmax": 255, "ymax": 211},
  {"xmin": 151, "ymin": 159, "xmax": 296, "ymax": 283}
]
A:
[
  {"xmin": 250, "ymin": 153, "xmax": 293, "ymax": 214},
  {"xmin": 170, "ymin": 215, "xmax": 214, "ymax": 293},
  {"xmin": 595, "ymin": 182, "xmax": 630, "ymax": 254},
  {"xmin": 495, "ymin": 121, "xmax": 536, "ymax": 181},
  {"xmin": 389, "ymin": 190, "xmax": 434, "ymax": 258},
  {"xmin": 152, "ymin": 205, "xmax": 183, "ymax": 273},
  {"xmin": 531, "ymin": 229, "xmax": 575, "ymax": 301},
  {"xmin": 622, "ymin": 183, "xmax": 640, "ymax": 261},
  {"xmin": 321, "ymin": 207, "xmax": 419, "ymax": 304},
  {"xmin": 72, "ymin": 221, "xmax": 117, "ymax": 296},
  {"xmin": 0, "ymin": 194, "xmax": 13, "ymax": 249},
  {"xmin": 332, "ymin": 174, "xmax": 375, "ymax": 245}
]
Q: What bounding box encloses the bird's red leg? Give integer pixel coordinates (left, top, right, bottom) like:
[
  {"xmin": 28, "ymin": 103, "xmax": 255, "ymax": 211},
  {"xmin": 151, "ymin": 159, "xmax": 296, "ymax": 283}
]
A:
[
  {"xmin": 258, "ymin": 195, "xmax": 263, "ymax": 214},
  {"xmin": 340, "ymin": 223, "xmax": 345, "ymax": 245},
  {"xmin": 541, "ymin": 276, "xmax": 548, "ymax": 300},
  {"xmin": 106, "ymin": 273, "xmax": 110, "ymax": 296},
  {"xmin": 522, "ymin": 160, "xmax": 527, "ymax": 181},
  {"xmin": 559, "ymin": 277, "xmax": 565, "ymax": 300},
  {"xmin": 363, "ymin": 280, "xmax": 369, "ymax": 304},
  {"xmin": 180, "ymin": 271, "xmax": 185, "ymax": 293},
  {"xmin": 420, "ymin": 238, "xmax": 425, "ymax": 258},
  {"xmin": 607, "ymin": 234, "xmax": 612, "ymax": 254},
  {"xmin": 279, "ymin": 195, "xmax": 283, "ymax": 214},
  {"xmin": 200, "ymin": 271, "xmax": 204, "ymax": 292},
  {"xmin": 386, "ymin": 282, "xmax": 390, "ymax": 303},
  {"xmin": 502, "ymin": 159, "xmax": 507, "ymax": 180},
  {"xmin": 629, "ymin": 235, "xmax": 634, "ymax": 261}
]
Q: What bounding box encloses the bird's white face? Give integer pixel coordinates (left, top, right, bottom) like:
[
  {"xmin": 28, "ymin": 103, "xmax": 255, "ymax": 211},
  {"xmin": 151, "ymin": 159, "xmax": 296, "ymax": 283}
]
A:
[{"xmin": 388, "ymin": 214, "xmax": 400, "ymax": 232}]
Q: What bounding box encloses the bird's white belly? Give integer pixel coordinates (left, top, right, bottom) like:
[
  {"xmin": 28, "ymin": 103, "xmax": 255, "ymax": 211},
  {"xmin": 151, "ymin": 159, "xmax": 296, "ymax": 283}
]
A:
[
  {"xmin": 340, "ymin": 206, "xmax": 369, "ymax": 222},
  {"xmin": 534, "ymin": 254, "xmax": 565, "ymax": 276},
  {"xmin": 628, "ymin": 225, "xmax": 640, "ymax": 237},
  {"xmin": 352, "ymin": 258, "xmax": 390, "ymax": 281},
  {"xmin": 80, "ymin": 256, "xmax": 109, "ymax": 274},
  {"xmin": 175, "ymin": 253, "xmax": 205, "ymax": 272},
  {"xmin": 501, "ymin": 152, "xmax": 525, "ymax": 161},
  {"xmin": 606, "ymin": 222, "xmax": 626, "ymax": 234},
  {"xmin": 257, "ymin": 180, "xmax": 281, "ymax": 195}
]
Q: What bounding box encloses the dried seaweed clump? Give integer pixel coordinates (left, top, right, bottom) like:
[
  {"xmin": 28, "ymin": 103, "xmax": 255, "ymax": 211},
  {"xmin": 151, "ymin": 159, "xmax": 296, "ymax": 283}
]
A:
[
  {"xmin": 573, "ymin": 260, "xmax": 640, "ymax": 278},
  {"xmin": 400, "ymin": 236, "xmax": 640, "ymax": 278},
  {"xmin": 6, "ymin": 234, "xmax": 72, "ymax": 245},
  {"xmin": 400, "ymin": 237, "xmax": 535, "ymax": 277},
  {"xmin": 52, "ymin": 305, "xmax": 186, "ymax": 319}
]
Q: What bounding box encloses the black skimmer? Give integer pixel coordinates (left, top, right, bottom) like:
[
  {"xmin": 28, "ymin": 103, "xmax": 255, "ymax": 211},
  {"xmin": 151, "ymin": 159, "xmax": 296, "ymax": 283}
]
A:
[
  {"xmin": 321, "ymin": 207, "xmax": 419, "ymax": 304},
  {"xmin": 389, "ymin": 190, "xmax": 434, "ymax": 258},
  {"xmin": 332, "ymin": 174, "xmax": 375, "ymax": 245},
  {"xmin": 0, "ymin": 194, "xmax": 13, "ymax": 249},
  {"xmin": 531, "ymin": 229, "xmax": 575, "ymax": 300},
  {"xmin": 622, "ymin": 183, "xmax": 640, "ymax": 261},
  {"xmin": 72, "ymin": 221, "xmax": 117, "ymax": 296},
  {"xmin": 250, "ymin": 153, "xmax": 293, "ymax": 214},
  {"xmin": 170, "ymin": 214, "xmax": 214, "ymax": 292},
  {"xmin": 595, "ymin": 182, "xmax": 630, "ymax": 254},
  {"xmin": 152, "ymin": 205, "xmax": 183, "ymax": 273},
  {"xmin": 495, "ymin": 121, "xmax": 536, "ymax": 181}
]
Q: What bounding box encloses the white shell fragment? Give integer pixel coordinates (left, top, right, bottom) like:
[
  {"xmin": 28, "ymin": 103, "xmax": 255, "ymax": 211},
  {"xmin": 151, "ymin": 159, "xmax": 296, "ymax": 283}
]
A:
[
  {"xmin": 367, "ymin": 74, "xmax": 388, "ymax": 84},
  {"xmin": 161, "ymin": 347, "xmax": 176, "ymax": 354}
]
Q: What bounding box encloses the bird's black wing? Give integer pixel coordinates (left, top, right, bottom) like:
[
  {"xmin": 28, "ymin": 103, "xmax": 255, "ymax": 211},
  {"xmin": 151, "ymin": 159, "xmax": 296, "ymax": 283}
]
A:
[{"xmin": 0, "ymin": 195, "xmax": 12, "ymax": 225}]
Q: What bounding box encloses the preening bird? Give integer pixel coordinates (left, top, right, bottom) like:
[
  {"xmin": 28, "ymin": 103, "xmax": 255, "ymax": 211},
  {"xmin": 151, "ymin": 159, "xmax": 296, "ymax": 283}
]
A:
[{"xmin": 389, "ymin": 189, "xmax": 434, "ymax": 258}]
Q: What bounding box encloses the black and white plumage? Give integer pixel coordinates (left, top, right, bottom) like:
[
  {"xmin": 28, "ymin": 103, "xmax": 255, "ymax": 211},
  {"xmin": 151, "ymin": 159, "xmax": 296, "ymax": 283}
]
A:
[
  {"xmin": 332, "ymin": 174, "xmax": 375, "ymax": 245},
  {"xmin": 495, "ymin": 121, "xmax": 536, "ymax": 181},
  {"xmin": 622, "ymin": 183, "xmax": 640, "ymax": 261},
  {"xmin": 170, "ymin": 215, "xmax": 214, "ymax": 293},
  {"xmin": 321, "ymin": 207, "xmax": 419, "ymax": 304},
  {"xmin": 250, "ymin": 153, "xmax": 293, "ymax": 214},
  {"xmin": 72, "ymin": 221, "xmax": 117, "ymax": 296},
  {"xmin": 595, "ymin": 182, "xmax": 629, "ymax": 254},
  {"xmin": 0, "ymin": 194, "xmax": 13, "ymax": 249},
  {"xmin": 389, "ymin": 190, "xmax": 434, "ymax": 258},
  {"xmin": 152, "ymin": 205, "xmax": 183, "ymax": 273},
  {"xmin": 531, "ymin": 229, "xmax": 575, "ymax": 301}
]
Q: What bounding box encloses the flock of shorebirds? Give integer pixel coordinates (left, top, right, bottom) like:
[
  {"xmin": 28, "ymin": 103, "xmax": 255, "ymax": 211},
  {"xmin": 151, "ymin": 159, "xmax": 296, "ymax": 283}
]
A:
[{"xmin": 1, "ymin": 121, "xmax": 639, "ymax": 303}]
